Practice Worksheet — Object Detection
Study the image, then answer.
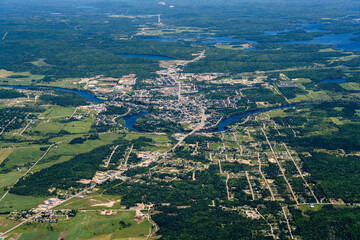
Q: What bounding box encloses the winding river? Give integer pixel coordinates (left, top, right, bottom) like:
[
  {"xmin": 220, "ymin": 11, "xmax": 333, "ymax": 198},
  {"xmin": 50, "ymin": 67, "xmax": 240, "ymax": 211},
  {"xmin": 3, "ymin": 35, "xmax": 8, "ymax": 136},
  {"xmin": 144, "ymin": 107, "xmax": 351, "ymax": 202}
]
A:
[
  {"xmin": 1, "ymin": 85, "xmax": 300, "ymax": 132},
  {"xmin": 0, "ymin": 85, "xmax": 105, "ymax": 102},
  {"xmin": 215, "ymin": 104, "xmax": 299, "ymax": 132}
]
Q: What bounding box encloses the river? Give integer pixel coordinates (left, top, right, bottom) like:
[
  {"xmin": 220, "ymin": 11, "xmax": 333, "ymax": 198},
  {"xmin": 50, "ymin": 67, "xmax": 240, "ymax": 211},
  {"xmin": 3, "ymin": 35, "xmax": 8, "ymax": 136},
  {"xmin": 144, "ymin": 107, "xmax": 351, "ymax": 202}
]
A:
[
  {"xmin": 0, "ymin": 85, "xmax": 104, "ymax": 102},
  {"xmin": 215, "ymin": 104, "xmax": 299, "ymax": 132}
]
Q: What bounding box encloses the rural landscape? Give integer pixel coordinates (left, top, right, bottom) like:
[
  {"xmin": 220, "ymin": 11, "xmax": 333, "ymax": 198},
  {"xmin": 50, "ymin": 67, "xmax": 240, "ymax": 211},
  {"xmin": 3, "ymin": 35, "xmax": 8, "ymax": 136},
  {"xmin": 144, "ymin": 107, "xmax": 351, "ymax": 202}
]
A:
[{"xmin": 0, "ymin": 0, "xmax": 360, "ymax": 239}]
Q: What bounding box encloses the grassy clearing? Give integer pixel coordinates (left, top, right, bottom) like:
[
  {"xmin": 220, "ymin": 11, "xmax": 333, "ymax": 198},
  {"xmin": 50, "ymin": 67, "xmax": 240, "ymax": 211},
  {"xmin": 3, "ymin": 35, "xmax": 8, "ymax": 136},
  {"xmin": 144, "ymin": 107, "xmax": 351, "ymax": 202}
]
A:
[
  {"xmin": 341, "ymin": 82, "xmax": 360, "ymax": 91},
  {"xmin": 65, "ymin": 211, "xmax": 151, "ymax": 240},
  {"xmin": 5, "ymin": 147, "xmax": 44, "ymax": 167},
  {"xmin": 32, "ymin": 133, "xmax": 120, "ymax": 172},
  {"xmin": 306, "ymin": 90, "xmax": 332, "ymax": 101},
  {"xmin": 54, "ymin": 194, "xmax": 123, "ymax": 210},
  {"xmin": 32, "ymin": 121, "xmax": 66, "ymax": 135},
  {"xmin": 0, "ymin": 214, "xmax": 19, "ymax": 232},
  {"xmin": 124, "ymin": 133, "xmax": 171, "ymax": 152},
  {"xmin": 63, "ymin": 117, "xmax": 94, "ymax": 134},
  {"xmin": 42, "ymin": 106, "xmax": 76, "ymax": 118},
  {"xmin": 18, "ymin": 232, "xmax": 59, "ymax": 240},
  {"xmin": 0, "ymin": 171, "xmax": 24, "ymax": 188},
  {"xmin": 0, "ymin": 148, "xmax": 14, "ymax": 164},
  {"xmin": 0, "ymin": 193, "xmax": 45, "ymax": 213},
  {"xmin": 9, "ymin": 210, "xmax": 152, "ymax": 240}
]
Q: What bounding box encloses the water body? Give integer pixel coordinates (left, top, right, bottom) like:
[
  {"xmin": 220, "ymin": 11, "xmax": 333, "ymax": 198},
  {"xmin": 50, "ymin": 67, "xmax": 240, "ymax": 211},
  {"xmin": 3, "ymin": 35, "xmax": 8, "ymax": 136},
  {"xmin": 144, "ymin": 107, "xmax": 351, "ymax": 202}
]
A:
[
  {"xmin": 202, "ymin": 37, "xmax": 258, "ymax": 45},
  {"xmin": 76, "ymin": 5, "xmax": 97, "ymax": 9},
  {"xmin": 140, "ymin": 36, "xmax": 258, "ymax": 45},
  {"xmin": 140, "ymin": 37, "xmax": 178, "ymax": 43},
  {"xmin": 286, "ymin": 32, "xmax": 360, "ymax": 51},
  {"xmin": 124, "ymin": 111, "xmax": 149, "ymax": 129},
  {"xmin": 264, "ymin": 23, "xmax": 330, "ymax": 35},
  {"xmin": 319, "ymin": 78, "xmax": 347, "ymax": 83},
  {"xmin": 215, "ymin": 104, "xmax": 299, "ymax": 132},
  {"xmin": 0, "ymin": 85, "xmax": 104, "ymax": 102},
  {"xmin": 117, "ymin": 54, "xmax": 173, "ymax": 60}
]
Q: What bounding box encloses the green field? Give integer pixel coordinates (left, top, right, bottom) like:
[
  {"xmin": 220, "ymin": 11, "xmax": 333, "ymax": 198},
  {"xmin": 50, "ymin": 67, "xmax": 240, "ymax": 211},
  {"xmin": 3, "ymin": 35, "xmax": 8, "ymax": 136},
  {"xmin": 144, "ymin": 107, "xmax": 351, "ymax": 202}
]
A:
[
  {"xmin": 5, "ymin": 147, "xmax": 45, "ymax": 168},
  {"xmin": 0, "ymin": 148, "xmax": 14, "ymax": 164},
  {"xmin": 65, "ymin": 211, "xmax": 151, "ymax": 240},
  {"xmin": 19, "ymin": 232, "xmax": 60, "ymax": 240},
  {"xmin": 0, "ymin": 193, "xmax": 45, "ymax": 213},
  {"xmin": 9, "ymin": 211, "xmax": 152, "ymax": 240},
  {"xmin": 54, "ymin": 194, "xmax": 122, "ymax": 211}
]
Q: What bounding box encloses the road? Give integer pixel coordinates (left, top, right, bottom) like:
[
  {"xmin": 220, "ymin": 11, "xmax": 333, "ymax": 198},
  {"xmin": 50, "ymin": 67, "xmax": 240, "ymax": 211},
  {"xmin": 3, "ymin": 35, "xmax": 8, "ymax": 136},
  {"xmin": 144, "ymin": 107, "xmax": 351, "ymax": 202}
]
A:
[
  {"xmin": 0, "ymin": 188, "xmax": 89, "ymax": 237},
  {"xmin": 170, "ymin": 108, "xmax": 207, "ymax": 152},
  {"xmin": 282, "ymin": 206, "xmax": 295, "ymax": 240},
  {"xmin": 104, "ymin": 145, "xmax": 119, "ymax": 168},
  {"xmin": 121, "ymin": 144, "xmax": 134, "ymax": 169},
  {"xmin": 262, "ymin": 127, "xmax": 298, "ymax": 204},
  {"xmin": 0, "ymin": 117, "xmax": 16, "ymax": 135},
  {"xmin": 283, "ymin": 143, "xmax": 319, "ymax": 203},
  {"xmin": 245, "ymin": 171, "xmax": 255, "ymax": 201},
  {"xmin": 225, "ymin": 173, "xmax": 232, "ymax": 200},
  {"xmin": 0, "ymin": 144, "xmax": 54, "ymax": 204},
  {"xmin": 257, "ymin": 152, "xmax": 276, "ymax": 201},
  {"xmin": 19, "ymin": 120, "xmax": 32, "ymax": 136},
  {"xmin": 255, "ymin": 208, "xmax": 276, "ymax": 239}
]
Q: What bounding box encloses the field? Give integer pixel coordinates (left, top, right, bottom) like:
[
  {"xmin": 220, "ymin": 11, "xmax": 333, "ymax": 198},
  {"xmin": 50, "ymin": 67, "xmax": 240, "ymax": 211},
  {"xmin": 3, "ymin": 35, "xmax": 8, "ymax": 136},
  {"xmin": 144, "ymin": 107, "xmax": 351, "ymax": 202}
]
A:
[
  {"xmin": 19, "ymin": 232, "xmax": 60, "ymax": 240},
  {"xmin": 5, "ymin": 147, "xmax": 45, "ymax": 168},
  {"xmin": 0, "ymin": 148, "xmax": 14, "ymax": 164},
  {"xmin": 0, "ymin": 193, "xmax": 45, "ymax": 213},
  {"xmin": 9, "ymin": 211, "xmax": 152, "ymax": 240},
  {"xmin": 54, "ymin": 193, "xmax": 123, "ymax": 211}
]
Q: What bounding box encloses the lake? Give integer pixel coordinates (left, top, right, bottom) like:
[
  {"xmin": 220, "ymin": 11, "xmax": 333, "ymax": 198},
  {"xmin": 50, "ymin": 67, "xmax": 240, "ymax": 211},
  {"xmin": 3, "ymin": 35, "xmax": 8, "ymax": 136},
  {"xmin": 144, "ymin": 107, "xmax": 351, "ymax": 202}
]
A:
[
  {"xmin": 117, "ymin": 54, "xmax": 173, "ymax": 60},
  {"xmin": 319, "ymin": 78, "xmax": 347, "ymax": 83},
  {"xmin": 264, "ymin": 23, "xmax": 330, "ymax": 35},
  {"xmin": 286, "ymin": 32, "xmax": 360, "ymax": 51}
]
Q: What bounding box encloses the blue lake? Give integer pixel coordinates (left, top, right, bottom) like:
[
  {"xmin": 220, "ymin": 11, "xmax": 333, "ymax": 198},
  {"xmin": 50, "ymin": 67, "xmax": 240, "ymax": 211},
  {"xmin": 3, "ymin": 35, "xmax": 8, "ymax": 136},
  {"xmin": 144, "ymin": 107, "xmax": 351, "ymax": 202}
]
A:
[
  {"xmin": 0, "ymin": 85, "xmax": 104, "ymax": 102},
  {"xmin": 117, "ymin": 54, "xmax": 173, "ymax": 60},
  {"xmin": 319, "ymin": 78, "xmax": 347, "ymax": 83},
  {"xmin": 124, "ymin": 111, "xmax": 149, "ymax": 129},
  {"xmin": 264, "ymin": 23, "xmax": 330, "ymax": 35},
  {"xmin": 286, "ymin": 32, "xmax": 360, "ymax": 51},
  {"xmin": 140, "ymin": 37, "xmax": 178, "ymax": 43}
]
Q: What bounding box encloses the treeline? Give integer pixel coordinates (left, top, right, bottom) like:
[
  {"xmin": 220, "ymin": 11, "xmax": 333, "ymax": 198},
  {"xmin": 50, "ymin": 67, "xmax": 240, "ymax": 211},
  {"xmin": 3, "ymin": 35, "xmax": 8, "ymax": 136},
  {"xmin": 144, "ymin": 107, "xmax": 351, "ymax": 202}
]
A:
[
  {"xmin": 301, "ymin": 152, "xmax": 360, "ymax": 202},
  {"xmin": 39, "ymin": 91, "xmax": 88, "ymax": 107},
  {"xmin": 11, "ymin": 145, "xmax": 112, "ymax": 196},
  {"xmin": 153, "ymin": 203, "xmax": 270, "ymax": 240},
  {"xmin": 100, "ymin": 105, "xmax": 128, "ymax": 115},
  {"xmin": 103, "ymin": 165, "xmax": 227, "ymax": 207},
  {"xmin": 291, "ymin": 206, "xmax": 360, "ymax": 239},
  {"xmin": 134, "ymin": 115, "xmax": 179, "ymax": 132},
  {"xmin": 183, "ymin": 45, "xmax": 347, "ymax": 74},
  {"xmin": 0, "ymin": 89, "xmax": 26, "ymax": 99}
]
